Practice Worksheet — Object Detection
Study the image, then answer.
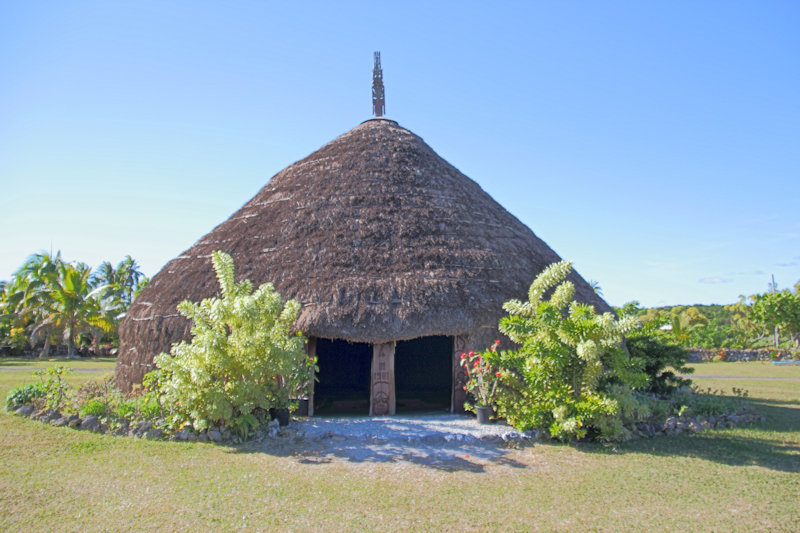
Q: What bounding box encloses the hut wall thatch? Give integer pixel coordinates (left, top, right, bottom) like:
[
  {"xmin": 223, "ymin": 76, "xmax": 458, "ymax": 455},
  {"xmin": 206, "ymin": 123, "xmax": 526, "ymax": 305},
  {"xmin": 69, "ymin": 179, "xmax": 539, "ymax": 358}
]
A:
[{"xmin": 116, "ymin": 118, "xmax": 611, "ymax": 391}]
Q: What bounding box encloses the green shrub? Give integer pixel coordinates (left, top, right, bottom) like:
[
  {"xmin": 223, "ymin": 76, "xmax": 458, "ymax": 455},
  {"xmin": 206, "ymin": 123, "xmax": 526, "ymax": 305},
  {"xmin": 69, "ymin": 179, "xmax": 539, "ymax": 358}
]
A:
[
  {"xmin": 492, "ymin": 261, "xmax": 645, "ymax": 441},
  {"xmin": 79, "ymin": 399, "xmax": 108, "ymax": 417},
  {"xmin": 135, "ymin": 393, "xmax": 161, "ymax": 420},
  {"xmin": 33, "ymin": 365, "xmax": 73, "ymax": 411},
  {"xmin": 672, "ymin": 386, "xmax": 748, "ymax": 417},
  {"xmin": 113, "ymin": 400, "xmax": 137, "ymax": 420},
  {"xmin": 5, "ymin": 382, "xmax": 47, "ymax": 410},
  {"xmin": 624, "ymin": 330, "xmax": 693, "ymax": 395},
  {"xmin": 154, "ymin": 251, "xmax": 313, "ymax": 437}
]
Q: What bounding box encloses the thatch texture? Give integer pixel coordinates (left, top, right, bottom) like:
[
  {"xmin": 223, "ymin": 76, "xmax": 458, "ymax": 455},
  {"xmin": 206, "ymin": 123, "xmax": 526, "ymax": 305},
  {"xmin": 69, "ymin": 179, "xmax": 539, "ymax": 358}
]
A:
[{"xmin": 116, "ymin": 118, "xmax": 611, "ymax": 391}]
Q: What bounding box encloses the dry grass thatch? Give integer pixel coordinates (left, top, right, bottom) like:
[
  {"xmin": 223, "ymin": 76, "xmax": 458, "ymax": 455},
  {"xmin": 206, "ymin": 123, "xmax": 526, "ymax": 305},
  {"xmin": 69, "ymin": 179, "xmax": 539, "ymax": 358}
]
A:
[{"xmin": 116, "ymin": 118, "xmax": 611, "ymax": 390}]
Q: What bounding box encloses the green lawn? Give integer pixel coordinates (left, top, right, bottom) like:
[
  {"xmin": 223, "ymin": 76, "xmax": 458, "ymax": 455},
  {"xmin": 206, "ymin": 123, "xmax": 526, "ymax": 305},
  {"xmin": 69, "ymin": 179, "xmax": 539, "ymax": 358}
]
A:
[{"xmin": 1, "ymin": 359, "xmax": 798, "ymax": 531}]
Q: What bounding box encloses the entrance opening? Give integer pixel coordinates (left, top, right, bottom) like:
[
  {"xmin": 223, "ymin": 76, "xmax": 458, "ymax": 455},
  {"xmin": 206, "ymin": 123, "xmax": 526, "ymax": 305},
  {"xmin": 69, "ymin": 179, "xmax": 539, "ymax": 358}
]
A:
[
  {"xmin": 395, "ymin": 336, "xmax": 452, "ymax": 413},
  {"xmin": 313, "ymin": 338, "xmax": 371, "ymax": 415}
]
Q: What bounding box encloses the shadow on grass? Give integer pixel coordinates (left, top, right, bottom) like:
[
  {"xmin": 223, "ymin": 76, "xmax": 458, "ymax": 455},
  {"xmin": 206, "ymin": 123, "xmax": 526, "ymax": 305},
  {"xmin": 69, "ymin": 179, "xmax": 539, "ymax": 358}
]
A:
[{"xmin": 581, "ymin": 399, "xmax": 800, "ymax": 473}]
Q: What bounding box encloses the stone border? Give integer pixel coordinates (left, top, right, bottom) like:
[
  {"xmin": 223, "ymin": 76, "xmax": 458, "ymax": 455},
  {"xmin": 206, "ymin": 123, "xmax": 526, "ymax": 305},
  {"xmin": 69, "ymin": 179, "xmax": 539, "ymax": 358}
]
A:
[{"xmin": 7, "ymin": 403, "xmax": 766, "ymax": 446}]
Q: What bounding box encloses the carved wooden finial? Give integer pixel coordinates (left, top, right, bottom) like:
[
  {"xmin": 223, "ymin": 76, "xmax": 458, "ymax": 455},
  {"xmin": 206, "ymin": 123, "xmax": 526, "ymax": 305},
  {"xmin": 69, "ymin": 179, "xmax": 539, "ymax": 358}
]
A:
[{"xmin": 372, "ymin": 51, "xmax": 385, "ymax": 117}]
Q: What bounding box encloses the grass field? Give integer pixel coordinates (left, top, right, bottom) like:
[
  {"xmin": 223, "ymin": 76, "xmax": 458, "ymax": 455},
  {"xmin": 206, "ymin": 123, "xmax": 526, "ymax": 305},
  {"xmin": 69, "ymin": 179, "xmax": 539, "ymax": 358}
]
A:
[{"xmin": 1, "ymin": 359, "xmax": 798, "ymax": 531}]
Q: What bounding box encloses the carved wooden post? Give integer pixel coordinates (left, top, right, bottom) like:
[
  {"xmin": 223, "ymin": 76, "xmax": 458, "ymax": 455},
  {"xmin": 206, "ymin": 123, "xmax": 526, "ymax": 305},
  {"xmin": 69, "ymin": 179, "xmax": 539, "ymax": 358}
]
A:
[
  {"xmin": 451, "ymin": 335, "xmax": 468, "ymax": 414},
  {"xmin": 370, "ymin": 342, "xmax": 395, "ymax": 416},
  {"xmin": 305, "ymin": 337, "xmax": 316, "ymax": 417}
]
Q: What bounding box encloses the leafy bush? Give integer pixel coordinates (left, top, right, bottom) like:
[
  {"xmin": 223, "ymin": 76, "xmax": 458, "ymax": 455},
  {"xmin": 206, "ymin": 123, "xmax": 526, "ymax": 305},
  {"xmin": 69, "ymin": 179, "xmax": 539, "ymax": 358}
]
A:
[
  {"xmin": 616, "ymin": 303, "xmax": 694, "ymax": 394},
  {"xmin": 154, "ymin": 251, "xmax": 312, "ymax": 437},
  {"xmin": 79, "ymin": 398, "xmax": 108, "ymax": 417},
  {"xmin": 33, "ymin": 365, "xmax": 73, "ymax": 411},
  {"xmin": 112, "ymin": 400, "xmax": 137, "ymax": 420},
  {"xmin": 492, "ymin": 261, "xmax": 645, "ymax": 440},
  {"xmin": 624, "ymin": 330, "xmax": 693, "ymax": 395},
  {"xmin": 5, "ymin": 382, "xmax": 48, "ymax": 409},
  {"xmin": 672, "ymin": 386, "xmax": 749, "ymax": 417}
]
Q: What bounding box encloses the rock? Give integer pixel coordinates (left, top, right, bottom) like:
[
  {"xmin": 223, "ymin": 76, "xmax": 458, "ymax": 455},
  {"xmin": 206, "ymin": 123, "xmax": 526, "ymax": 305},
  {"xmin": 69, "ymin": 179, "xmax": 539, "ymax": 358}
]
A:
[
  {"xmin": 37, "ymin": 410, "xmax": 60, "ymax": 423},
  {"xmin": 664, "ymin": 417, "xmax": 678, "ymax": 430},
  {"xmin": 198, "ymin": 432, "xmax": 209, "ymax": 442},
  {"xmin": 479, "ymin": 434, "xmax": 503, "ymax": 444},
  {"xmin": 268, "ymin": 426, "xmax": 279, "ymax": 439},
  {"xmin": 16, "ymin": 405, "xmax": 34, "ymax": 417},
  {"xmin": 688, "ymin": 421, "xmax": 702, "ymax": 433},
  {"xmin": 331, "ymin": 435, "xmax": 347, "ymax": 443},
  {"xmin": 144, "ymin": 428, "xmax": 163, "ymax": 439},
  {"xmin": 80, "ymin": 415, "xmax": 100, "ymax": 432},
  {"xmin": 523, "ymin": 430, "xmax": 539, "ymax": 440},
  {"xmin": 176, "ymin": 429, "xmax": 191, "ymax": 441},
  {"xmin": 187, "ymin": 432, "xmax": 198, "ymax": 442},
  {"xmin": 51, "ymin": 416, "xmax": 70, "ymax": 427},
  {"xmin": 207, "ymin": 429, "xmax": 222, "ymax": 442},
  {"xmin": 134, "ymin": 421, "xmax": 152, "ymax": 436},
  {"xmin": 68, "ymin": 417, "xmax": 81, "ymax": 428}
]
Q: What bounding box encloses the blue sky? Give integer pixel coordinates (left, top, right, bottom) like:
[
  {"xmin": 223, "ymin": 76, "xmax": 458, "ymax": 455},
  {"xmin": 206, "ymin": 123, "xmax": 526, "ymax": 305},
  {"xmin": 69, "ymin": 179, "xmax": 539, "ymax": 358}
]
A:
[{"xmin": 1, "ymin": 1, "xmax": 798, "ymax": 307}]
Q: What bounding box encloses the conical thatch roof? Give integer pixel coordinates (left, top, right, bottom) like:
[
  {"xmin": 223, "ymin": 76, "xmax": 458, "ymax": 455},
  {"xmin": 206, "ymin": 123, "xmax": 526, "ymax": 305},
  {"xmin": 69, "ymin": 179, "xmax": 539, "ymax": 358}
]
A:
[{"xmin": 116, "ymin": 118, "xmax": 611, "ymax": 391}]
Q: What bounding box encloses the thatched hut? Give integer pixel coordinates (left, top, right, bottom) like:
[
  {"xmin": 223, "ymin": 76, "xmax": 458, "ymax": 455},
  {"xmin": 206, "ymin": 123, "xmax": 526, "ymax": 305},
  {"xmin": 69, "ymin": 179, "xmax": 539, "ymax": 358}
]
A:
[{"xmin": 116, "ymin": 117, "xmax": 611, "ymax": 415}]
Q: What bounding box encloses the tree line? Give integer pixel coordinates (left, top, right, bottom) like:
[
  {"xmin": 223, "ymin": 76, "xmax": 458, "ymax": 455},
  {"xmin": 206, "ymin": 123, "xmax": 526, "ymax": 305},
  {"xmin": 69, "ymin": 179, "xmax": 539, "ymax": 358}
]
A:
[
  {"xmin": 620, "ymin": 280, "xmax": 800, "ymax": 352},
  {"xmin": 0, "ymin": 252, "xmax": 148, "ymax": 357}
]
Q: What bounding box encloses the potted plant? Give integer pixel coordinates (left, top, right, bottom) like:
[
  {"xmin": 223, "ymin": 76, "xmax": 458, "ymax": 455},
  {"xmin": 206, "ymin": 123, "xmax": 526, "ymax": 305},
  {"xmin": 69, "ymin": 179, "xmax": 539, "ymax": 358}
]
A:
[
  {"xmin": 289, "ymin": 355, "xmax": 318, "ymax": 417},
  {"xmin": 460, "ymin": 341, "xmax": 502, "ymax": 424},
  {"xmin": 270, "ymin": 352, "xmax": 318, "ymax": 426}
]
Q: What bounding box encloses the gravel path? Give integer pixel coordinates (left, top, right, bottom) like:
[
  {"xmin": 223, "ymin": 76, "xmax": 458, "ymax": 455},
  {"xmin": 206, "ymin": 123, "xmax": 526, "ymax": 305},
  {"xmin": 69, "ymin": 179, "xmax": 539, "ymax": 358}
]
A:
[{"xmin": 277, "ymin": 414, "xmax": 537, "ymax": 465}]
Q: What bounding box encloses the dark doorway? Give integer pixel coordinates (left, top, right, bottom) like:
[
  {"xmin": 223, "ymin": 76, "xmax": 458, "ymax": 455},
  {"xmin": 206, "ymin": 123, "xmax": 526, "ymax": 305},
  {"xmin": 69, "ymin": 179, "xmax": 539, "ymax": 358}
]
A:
[
  {"xmin": 395, "ymin": 336, "xmax": 452, "ymax": 413},
  {"xmin": 314, "ymin": 338, "xmax": 371, "ymax": 415}
]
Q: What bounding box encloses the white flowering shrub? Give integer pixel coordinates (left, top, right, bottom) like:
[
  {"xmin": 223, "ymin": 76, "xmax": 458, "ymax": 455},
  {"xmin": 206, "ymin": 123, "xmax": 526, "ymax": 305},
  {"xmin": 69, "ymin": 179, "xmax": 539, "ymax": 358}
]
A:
[
  {"xmin": 494, "ymin": 261, "xmax": 645, "ymax": 440},
  {"xmin": 154, "ymin": 251, "xmax": 313, "ymax": 437}
]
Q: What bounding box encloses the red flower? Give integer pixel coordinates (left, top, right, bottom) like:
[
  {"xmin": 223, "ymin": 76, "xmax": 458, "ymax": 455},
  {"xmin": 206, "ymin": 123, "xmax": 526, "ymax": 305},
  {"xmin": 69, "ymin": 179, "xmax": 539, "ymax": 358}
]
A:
[
  {"xmin": 473, "ymin": 361, "xmax": 479, "ymax": 368},
  {"xmin": 460, "ymin": 352, "xmax": 466, "ymax": 359},
  {"xmin": 490, "ymin": 346, "xmax": 495, "ymax": 352},
  {"xmin": 468, "ymin": 351, "xmax": 474, "ymax": 357},
  {"xmin": 495, "ymin": 339, "xmax": 500, "ymax": 345},
  {"xmin": 463, "ymin": 386, "xmax": 467, "ymax": 391},
  {"xmin": 495, "ymin": 372, "xmax": 501, "ymax": 377}
]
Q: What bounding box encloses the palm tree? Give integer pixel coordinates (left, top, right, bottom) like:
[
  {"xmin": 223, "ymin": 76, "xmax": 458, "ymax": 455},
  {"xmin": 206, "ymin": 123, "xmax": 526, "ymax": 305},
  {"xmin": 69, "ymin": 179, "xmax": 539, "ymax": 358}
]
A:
[
  {"xmin": 44, "ymin": 261, "xmax": 96, "ymax": 357},
  {"xmin": 90, "ymin": 256, "xmax": 146, "ymax": 307},
  {"xmin": 116, "ymin": 255, "xmax": 145, "ymax": 306},
  {"xmin": 15, "ymin": 252, "xmax": 64, "ymax": 357}
]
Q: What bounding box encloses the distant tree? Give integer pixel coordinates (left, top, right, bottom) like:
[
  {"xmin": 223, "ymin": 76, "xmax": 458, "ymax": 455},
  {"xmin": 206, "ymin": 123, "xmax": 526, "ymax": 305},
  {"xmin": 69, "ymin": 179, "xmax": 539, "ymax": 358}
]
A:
[
  {"xmin": 90, "ymin": 255, "xmax": 147, "ymax": 308},
  {"xmin": 752, "ymin": 289, "xmax": 800, "ymax": 350}
]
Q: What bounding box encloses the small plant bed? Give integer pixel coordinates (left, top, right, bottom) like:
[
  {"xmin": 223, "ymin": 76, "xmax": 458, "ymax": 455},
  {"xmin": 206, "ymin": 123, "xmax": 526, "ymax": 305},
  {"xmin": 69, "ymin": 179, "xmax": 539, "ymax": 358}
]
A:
[
  {"xmin": 5, "ymin": 367, "xmax": 301, "ymax": 444},
  {"xmin": 7, "ymin": 366, "xmax": 763, "ymax": 447}
]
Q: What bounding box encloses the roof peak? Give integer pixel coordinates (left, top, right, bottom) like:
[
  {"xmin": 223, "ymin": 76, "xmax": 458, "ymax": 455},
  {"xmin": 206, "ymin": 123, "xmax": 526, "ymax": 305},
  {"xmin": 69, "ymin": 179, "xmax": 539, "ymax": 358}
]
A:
[{"xmin": 359, "ymin": 117, "xmax": 399, "ymax": 126}]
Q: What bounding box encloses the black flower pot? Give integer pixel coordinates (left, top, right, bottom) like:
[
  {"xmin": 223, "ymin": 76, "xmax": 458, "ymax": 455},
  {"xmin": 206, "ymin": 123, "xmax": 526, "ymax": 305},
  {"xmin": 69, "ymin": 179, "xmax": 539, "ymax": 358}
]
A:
[
  {"xmin": 476, "ymin": 406, "xmax": 493, "ymax": 424},
  {"xmin": 274, "ymin": 408, "xmax": 290, "ymax": 427}
]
